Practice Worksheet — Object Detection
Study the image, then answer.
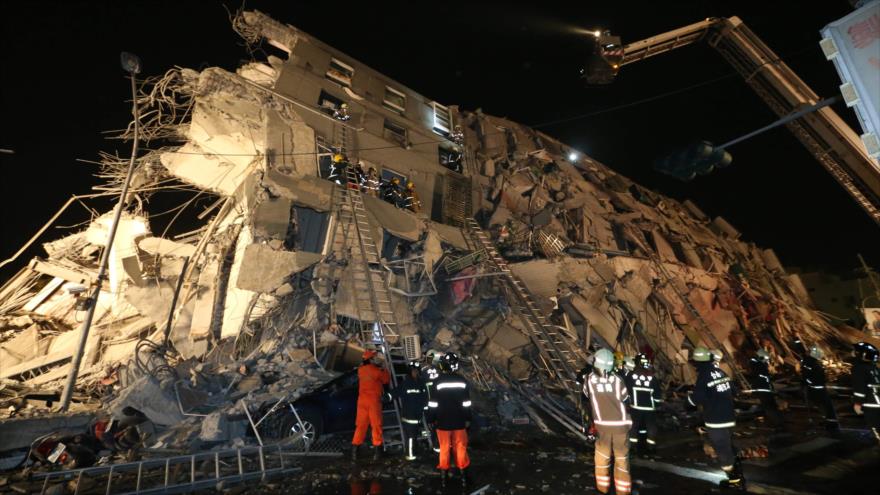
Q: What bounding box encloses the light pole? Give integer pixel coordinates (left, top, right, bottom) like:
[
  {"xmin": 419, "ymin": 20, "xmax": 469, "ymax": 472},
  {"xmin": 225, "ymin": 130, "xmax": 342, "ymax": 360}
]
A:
[{"xmin": 59, "ymin": 52, "xmax": 143, "ymax": 411}]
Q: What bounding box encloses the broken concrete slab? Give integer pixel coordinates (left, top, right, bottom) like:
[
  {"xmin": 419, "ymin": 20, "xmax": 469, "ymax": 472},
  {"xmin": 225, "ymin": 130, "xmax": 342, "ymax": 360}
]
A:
[
  {"xmin": 138, "ymin": 237, "xmax": 197, "ymax": 258},
  {"xmin": 235, "ymin": 244, "xmax": 322, "ymax": 293},
  {"xmin": 361, "ymin": 194, "xmax": 423, "ymax": 242},
  {"xmin": 125, "ymin": 283, "xmax": 177, "ymax": 326},
  {"xmin": 107, "ymin": 375, "xmax": 185, "ymax": 427},
  {"xmin": 253, "ymin": 196, "xmax": 292, "ymax": 240},
  {"xmin": 265, "ymin": 169, "xmax": 334, "ymax": 212}
]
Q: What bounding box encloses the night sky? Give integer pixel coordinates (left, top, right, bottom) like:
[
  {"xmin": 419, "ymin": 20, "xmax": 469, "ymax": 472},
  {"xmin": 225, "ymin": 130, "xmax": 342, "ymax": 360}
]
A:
[{"xmin": 1, "ymin": 0, "xmax": 877, "ymax": 281}]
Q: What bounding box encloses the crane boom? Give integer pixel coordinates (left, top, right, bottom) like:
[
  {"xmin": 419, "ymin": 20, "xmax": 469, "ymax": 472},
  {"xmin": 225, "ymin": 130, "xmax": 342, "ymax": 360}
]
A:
[{"xmin": 618, "ymin": 16, "xmax": 880, "ymax": 226}]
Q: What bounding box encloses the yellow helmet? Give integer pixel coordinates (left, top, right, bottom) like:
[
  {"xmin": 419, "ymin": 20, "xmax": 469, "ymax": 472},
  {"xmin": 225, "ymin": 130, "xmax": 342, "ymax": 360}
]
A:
[
  {"xmin": 407, "ymin": 182, "xmax": 415, "ymax": 189},
  {"xmin": 332, "ymin": 154, "xmax": 344, "ymax": 163},
  {"xmin": 391, "ymin": 177, "xmax": 400, "ymax": 185}
]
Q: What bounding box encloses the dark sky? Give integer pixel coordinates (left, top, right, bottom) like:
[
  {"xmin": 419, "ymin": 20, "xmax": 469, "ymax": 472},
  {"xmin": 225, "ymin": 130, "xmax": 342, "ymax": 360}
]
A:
[{"xmin": 1, "ymin": 0, "xmax": 877, "ymax": 280}]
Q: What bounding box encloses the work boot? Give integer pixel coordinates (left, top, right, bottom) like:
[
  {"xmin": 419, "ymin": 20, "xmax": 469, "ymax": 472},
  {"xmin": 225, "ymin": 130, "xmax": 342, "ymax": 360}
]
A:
[
  {"xmin": 351, "ymin": 445, "xmax": 358, "ymax": 462},
  {"xmin": 720, "ymin": 459, "xmax": 746, "ymax": 491},
  {"xmin": 373, "ymin": 446, "xmax": 382, "ymax": 461},
  {"xmin": 461, "ymin": 468, "xmax": 470, "ymax": 488},
  {"xmin": 440, "ymin": 470, "xmax": 449, "ymax": 489}
]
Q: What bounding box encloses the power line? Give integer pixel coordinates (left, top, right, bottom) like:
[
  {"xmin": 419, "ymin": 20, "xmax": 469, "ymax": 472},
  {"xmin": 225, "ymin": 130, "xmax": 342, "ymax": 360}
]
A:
[{"xmin": 529, "ymin": 73, "xmax": 738, "ymax": 129}]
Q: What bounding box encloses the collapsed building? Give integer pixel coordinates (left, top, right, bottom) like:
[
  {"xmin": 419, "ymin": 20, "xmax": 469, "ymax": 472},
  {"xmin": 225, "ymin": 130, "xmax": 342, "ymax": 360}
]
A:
[{"xmin": 1, "ymin": 9, "xmax": 873, "ymax": 484}]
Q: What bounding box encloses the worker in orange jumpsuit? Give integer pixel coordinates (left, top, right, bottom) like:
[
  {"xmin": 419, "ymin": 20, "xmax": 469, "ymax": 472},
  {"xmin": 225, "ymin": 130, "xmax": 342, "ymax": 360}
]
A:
[
  {"xmin": 351, "ymin": 350, "xmax": 390, "ymax": 461},
  {"xmin": 426, "ymin": 352, "xmax": 472, "ymax": 489}
]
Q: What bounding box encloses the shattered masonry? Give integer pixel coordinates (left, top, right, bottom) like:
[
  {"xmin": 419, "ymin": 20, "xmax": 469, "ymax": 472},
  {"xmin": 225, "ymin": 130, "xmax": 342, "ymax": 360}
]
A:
[{"xmin": 0, "ymin": 9, "xmax": 870, "ymax": 454}]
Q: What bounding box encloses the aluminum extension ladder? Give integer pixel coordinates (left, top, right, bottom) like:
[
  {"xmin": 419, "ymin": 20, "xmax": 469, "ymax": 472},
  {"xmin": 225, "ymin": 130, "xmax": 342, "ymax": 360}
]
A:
[
  {"xmin": 650, "ymin": 257, "xmax": 750, "ymax": 389},
  {"xmin": 31, "ymin": 445, "xmax": 340, "ymax": 495},
  {"xmin": 463, "ymin": 218, "xmax": 586, "ymax": 401},
  {"xmin": 331, "ymin": 166, "xmax": 407, "ymax": 452}
]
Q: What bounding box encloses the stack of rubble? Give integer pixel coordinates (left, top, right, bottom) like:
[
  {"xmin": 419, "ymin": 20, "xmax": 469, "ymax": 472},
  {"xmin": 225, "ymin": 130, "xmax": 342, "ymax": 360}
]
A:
[
  {"xmin": 0, "ymin": 10, "xmax": 867, "ymax": 465},
  {"xmin": 452, "ymin": 108, "xmax": 859, "ymax": 384}
]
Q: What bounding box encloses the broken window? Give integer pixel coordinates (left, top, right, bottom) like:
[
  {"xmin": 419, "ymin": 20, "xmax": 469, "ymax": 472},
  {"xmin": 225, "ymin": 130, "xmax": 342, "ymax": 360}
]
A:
[
  {"xmin": 316, "ymin": 135, "xmax": 334, "ymax": 179},
  {"xmin": 326, "ymin": 58, "xmax": 354, "ymax": 87},
  {"xmin": 438, "ymin": 143, "xmax": 463, "ymax": 173},
  {"xmin": 293, "ymin": 207, "xmax": 329, "ymax": 254},
  {"xmin": 317, "ymin": 90, "xmax": 345, "ymax": 116},
  {"xmin": 383, "ymin": 86, "xmax": 406, "ymax": 114},
  {"xmin": 381, "ymin": 167, "xmax": 407, "ymax": 184},
  {"xmin": 383, "ymin": 119, "xmax": 408, "ymax": 147},
  {"xmin": 432, "ymin": 101, "xmax": 452, "ymax": 136}
]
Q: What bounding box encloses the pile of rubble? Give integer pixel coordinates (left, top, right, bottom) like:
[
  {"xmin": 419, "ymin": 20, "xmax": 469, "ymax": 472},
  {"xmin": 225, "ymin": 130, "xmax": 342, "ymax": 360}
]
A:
[{"xmin": 0, "ymin": 9, "xmax": 868, "ymax": 481}]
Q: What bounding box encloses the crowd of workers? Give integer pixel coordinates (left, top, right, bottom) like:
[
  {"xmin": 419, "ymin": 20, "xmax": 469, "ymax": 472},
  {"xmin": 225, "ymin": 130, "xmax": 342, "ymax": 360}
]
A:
[
  {"xmin": 346, "ymin": 338, "xmax": 879, "ymax": 492},
  {"xmin": 576, "ymin": 340, "xmax": 880, "ymax": 493},
  {"xmin": 350, "ymin": 349, "xmax": 471, "ymax": 488},
  {"xmin": 326, "ymin": 153, "xmax": 421, "ymax": 213}
]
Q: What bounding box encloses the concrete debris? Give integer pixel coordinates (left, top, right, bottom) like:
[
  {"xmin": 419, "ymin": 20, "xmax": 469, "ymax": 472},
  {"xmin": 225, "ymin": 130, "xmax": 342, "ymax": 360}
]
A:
[
  {"xmin": 107, "ymin": 375, "xmax": 184, "ymax": 427},
  {"xmin": 235, "ymin": 244, "xmax": 322, "ymax": 293},
  {"xmin": 0, "ymin": 10, "xmax": 866, "ymax": 487}
]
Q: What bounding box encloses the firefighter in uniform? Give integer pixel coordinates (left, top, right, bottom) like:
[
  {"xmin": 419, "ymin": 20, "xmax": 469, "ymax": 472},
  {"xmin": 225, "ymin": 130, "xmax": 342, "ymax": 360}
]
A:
[
  {"xmin": 627, "ymin": 353, "xmax": 662, "ymax": 456},
  {"xmin": 361, "ymin": 167, "xmax": 380, "ymax": 197},
  {"xmin": 618, "ymin": 355, "xmax": 635, "ymax": 381},
  {"xmin": 351, "ymin": 161, "xmax": 366, "ymax": 191},
  {"xmin": 351, "ymin": 350, "xmax": 390, "ymax": 461},
  {"xmin": 852, "ymin": 342, "xmax": 871, "ymax": 386},
  {"xmin": 403, "ymin": 182, "xmax": 421, "ymax": 213},
  {"xmin": 380, "ymin": 177, "xmax": 402, "ymax": 206},
  {"xmin": 852, "ymin": 343, "xmax": 880, "ymax": 444},
  {"xmin": 582, "ymin": 348, "xmax": 632, "ymax": 495},
  {"xmin": 421, "ymin": 351, "xmax": 441, "ymax": 453},
  {"xmin": 426, "ymin": 352, "xmax": 472, "ymax": 488},
  {"xmin": 328, "ymin": 153, "xmax": 349, "ymax": 185},
  {"xmin": 745, "ymin": 349, "xmax": 782, "ymax": 428},
  {"xmin": 800, "ymin": 346, "xmax": 839, "ymax": 430},
  {"xmin": 333, "ymin": 102, "xmax": 351, "ymax": 121},
  {"xmin": 394, "ymin": 361, "xmax": 428, "ymax": 461},
  {"xmin": 689, "ymin": 346, "xmax": 744, "ymax": 490}
]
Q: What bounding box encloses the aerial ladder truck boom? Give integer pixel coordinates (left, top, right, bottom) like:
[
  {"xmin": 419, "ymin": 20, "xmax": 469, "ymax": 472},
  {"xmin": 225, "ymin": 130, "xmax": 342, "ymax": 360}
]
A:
[{"xmin": 589, "ymin": 16, "xmax": 880, "ymax": 227}]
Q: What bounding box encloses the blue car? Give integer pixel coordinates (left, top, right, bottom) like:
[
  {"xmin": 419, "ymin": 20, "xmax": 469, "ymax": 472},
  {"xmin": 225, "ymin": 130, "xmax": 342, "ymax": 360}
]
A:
[{"xmin": 259, "ymin": 368, "xmax": 360, "ymax": 444}]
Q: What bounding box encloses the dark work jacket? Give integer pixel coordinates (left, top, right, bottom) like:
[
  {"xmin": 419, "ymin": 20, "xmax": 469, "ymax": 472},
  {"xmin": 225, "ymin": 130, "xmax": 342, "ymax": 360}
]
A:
[
  {"xmin": 421, "ymin": 365, "xmax": 440, "ymax": 399},
  {"xmin": 426, "ymin": 372, "xmax": 472, "ymax": 430},
  {"xmin": 800, "ymin": 356, "xmax": 827, "ymax": 389},
  {"xmin": 625, "ymin": 366, "xmax": 662, "ymax": 411},
  {"xmin": 747, "ymin": 358, "xmax": 774, "ymax": 394},
  {"xmin": 394, "ymin": 374, "xmax": 428, "ymax": 422},
  {"xmin": 689, "ymin": 362, "xmax": 736, "ymax": 428},
  {"xmin": 854, "ymin": 362, "xmax": 880, "ymax": 408}
]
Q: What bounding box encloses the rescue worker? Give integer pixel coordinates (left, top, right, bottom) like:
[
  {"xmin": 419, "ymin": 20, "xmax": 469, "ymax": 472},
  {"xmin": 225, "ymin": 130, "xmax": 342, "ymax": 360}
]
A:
[
  {"xmin": 800, "ymin": 346, "xmax": 839, "ymax": 431},
  {"xmin": 746, "ymin": 349, "xmax": 782, "ymax": 428},
  {"xmin": 421, "ymin": 351, "xmax": 442, "ymax": 453},
  {"xmin": 351, "ymin": 161, "xmax": 366, "ymax": 191},
  {"xmin": 380, "ymin": 177, "xmax": 402, "ymax": 206},
  {"xmin": 450, "ymin": 125, "xmax": 464, "ymax": 145},
  {"xmin": 328, "ymin": 153, "xmax": 349, "ymax": 185},
  {"xmin": 351, "ymin": 350, "xmax": 391, "ymax": 461},
  {"xmin": 333, "ymin": 102, "xmax": 351, "ymax": 121},
  {"xmin": 582, "ymin": 348, "xmax": 632, "ymax": 495},
  {"xmin": 689, "ymin": 347, "xmax": 744, "ymax": 490},
  {"xmin": 395, "ymin": 361, "xmax": 428, "ymax": 461},
  {"xmin": 852, "ymin": 343, "xmax": 880, "ymax": 444},
  {"xmin": 402, "ymin": 182, "xmax": 421, "ymax": 213},
  {"xmin": 619, "ymin": 355, "xmax": 636, "ymax": 381},
  {"xmin": 426, "ymin": 352, "xmax": 472, "ymax": 489},
  {"xmin": 627, "ymin": 353, "xmax": 662, "ymax": 456},
  {"xmin": 851, "ymin": 342, "xmax": 872, "ymax": 411},
  {"xmin": 361, "ymin": 167, "xmax": 380, "ymax": 197}
]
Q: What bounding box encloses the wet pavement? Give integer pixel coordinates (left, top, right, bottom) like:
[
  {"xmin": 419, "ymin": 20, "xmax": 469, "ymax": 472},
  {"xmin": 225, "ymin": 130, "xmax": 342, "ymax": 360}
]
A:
[{"xmin": 254, "ymin": 404, "xmax": 879, "ymax": 495}]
